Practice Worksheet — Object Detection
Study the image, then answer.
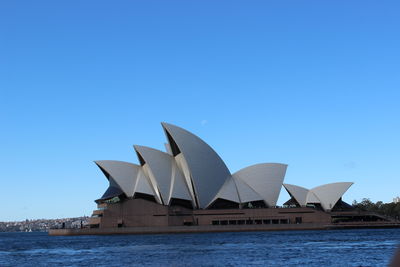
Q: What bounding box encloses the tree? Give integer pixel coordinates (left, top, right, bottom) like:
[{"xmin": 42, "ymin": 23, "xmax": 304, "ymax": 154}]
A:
[{"xmin": 352, "ymin": 199, "xmax": 400, "ymax": 219}]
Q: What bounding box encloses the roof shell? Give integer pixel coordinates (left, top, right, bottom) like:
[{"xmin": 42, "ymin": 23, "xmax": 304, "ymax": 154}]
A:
[
  {"xmin": 213, "ymin": 177, "xmax": 240, "ymax": 203},
  {"xmin": 134, "ymin": 145, "xmax": 192, "ymax": 204},
  {"xmin": 306, "ymin": 191, "xmax": 321, "ymax": 204},
  {"xmin": 232, "ymin": 176, "xmax": 263, "ymax": 203},
  {"xmin": 95, "ymin": 160, "xmax": 141, "ymax": 198},
  {"xmin": 99, "ymin": 179, "xmax": 124, "ymax": 201},
  {"xmin": 141, "ymin": 164, "xmax": 163, "ymax": 204},
  {"xmin": 310, "ymin": 182, "xmax": 353, "ymax": 211},
  {"xmin": 233, "ymin": 163, "xmax": 287, "ymax": 207},
  {"xmin": 161, "ymin": 122, "xmax": 232, "ymax": 209},
  {"xmin": 134, "ymin": 169, "xmax": 155, "ymax": 196},
  {"xmin": 283, "ymin": 182, "xmax": 353, "ymax": 211},
  {"xmin": 283, "ymin": 183, "xmax": 309, "ymax": 206},
  {"xmin": 169, "ymin": 157, "xmax": 193, "ymax": 203}
]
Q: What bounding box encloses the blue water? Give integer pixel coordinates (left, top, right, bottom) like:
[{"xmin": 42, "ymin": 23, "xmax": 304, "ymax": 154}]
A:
[{"xmin": 0, "ymin": 229, "xmax": 399, "ymax": 266}]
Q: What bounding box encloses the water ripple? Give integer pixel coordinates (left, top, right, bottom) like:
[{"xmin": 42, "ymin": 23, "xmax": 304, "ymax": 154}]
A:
[{"xmin": 0, "ymin": 229, "xmax": 399, "ymax": 267}]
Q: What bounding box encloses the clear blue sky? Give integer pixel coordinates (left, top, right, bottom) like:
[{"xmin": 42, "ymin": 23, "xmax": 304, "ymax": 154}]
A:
[{"xmin": 1, "ymin": 1, "xmax": 399, "ymax": 221}]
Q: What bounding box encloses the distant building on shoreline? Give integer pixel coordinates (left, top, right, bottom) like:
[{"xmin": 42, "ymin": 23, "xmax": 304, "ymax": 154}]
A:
[{"xmin": 0, "ymin": 217, "xmax": 89, "ymax": 232}]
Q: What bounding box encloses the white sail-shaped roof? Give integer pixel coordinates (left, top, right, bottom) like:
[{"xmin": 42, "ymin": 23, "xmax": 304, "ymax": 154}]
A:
[
  {"xmin": 233, "ymin": 163, "xmax": 287, "ymax": 207},
  {"xmin": 284, "ymin": 182, "xmax": 353, "ymax": 211},
  {"xmin": 134, "ymin": 169, "xmax": 155, "ymax": 196},
  {"xmin": 164, "ymin": 143, "xmax": 172, "ymax": 155},
  {"xmin": 140, "ymin": 164, "xmax": 163, "ymax": 204},
  {"xmin": 214, "ymin": 173, "xmax": 278, "ymax": 204},
  {"xmin": 99, "ymin": 177, "xmax": 125, "ymax": 200},
  {"xmin": 95, "ymin": 160, "xmax": 141, "ymax": 198},
  {"xmin": 95, "ymin": 160, "xmax": 158, "ymax": 199},
  {"xmin": 283, "ymin": 184, "xmax": 309, "ymax": 206},
  {"xmin": 134, "ymin": 145, "xmax": 192, "ymax": 205},
  {"xmin": 169, "ymin": 156, "xmax": 192, "ymax": 203},
  {"xmin": 213, "ymin": 177, "xmax": 240, "ymax": 203},
  {"xmin": 174, "ymin": 153, "xmax": 197, "ymax": 206},
  {"xmin": 306, "ymin": 191, "xmax": 321, "ymax": 204},
  {"xmin": 134, "ymin": 146, "xmax": 171, "ymax": 204},
  {"xmin": 310, "ymin": 182, "xmax": 353, "ymax": 211},
  {"xmin": 233, "ymin": 176, "xmax": 263, "ymax": 203},
  {"xmin": 162, "ymin": 122, "xmax": 232, "ymax": 209},
  {"xmin": 94, "ymin": 123, "xmax": 355, "ymax": 213}
]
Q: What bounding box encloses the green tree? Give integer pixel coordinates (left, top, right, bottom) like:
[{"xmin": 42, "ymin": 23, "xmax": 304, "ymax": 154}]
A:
[{"xmin": 352, "ymin": 199, "xmax": 400, "ymax": 219}]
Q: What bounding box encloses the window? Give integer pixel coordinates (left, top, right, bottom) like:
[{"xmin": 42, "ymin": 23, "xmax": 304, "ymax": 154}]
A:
[{"xmin": 280, "ymin": 219, "xmax": 289, "ymax": 224}]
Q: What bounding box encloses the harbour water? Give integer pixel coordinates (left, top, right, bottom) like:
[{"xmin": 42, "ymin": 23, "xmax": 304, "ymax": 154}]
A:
[{"xmin": 0, "ymin": 229, "xmax": 399, "ymax": 266}]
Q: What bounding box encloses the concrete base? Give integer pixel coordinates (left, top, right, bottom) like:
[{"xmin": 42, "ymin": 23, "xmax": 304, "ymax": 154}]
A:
[{"xmin": 48, "ymin": 222, "xmax": 400, "ymax": 236}]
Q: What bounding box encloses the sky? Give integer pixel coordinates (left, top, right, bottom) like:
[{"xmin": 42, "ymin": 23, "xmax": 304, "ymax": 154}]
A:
[{"xmin": 1, "ymin": 1, "xmax": 399, "ymax": 221}]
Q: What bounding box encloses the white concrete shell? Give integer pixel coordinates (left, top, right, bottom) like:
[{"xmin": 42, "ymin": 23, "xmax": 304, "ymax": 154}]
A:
[
  {"xmin": 164, "ymin": 143, "xmax": 172, "ymax": 155},
  {"xmin": 134, "ymin": 145, "xmax": 192, "ymax": 205},
  {"xmin": 174, "ymin": 153, "xmax": 198, "ymax": 207},
  {"xmin": 213, "ymin": 178, "xmax": 240, "ymax": 203},
  {"xmin": 169, "ymin": 157, "xmax": 193, "ymax": 203},
  {"xmin": 306, "ymin": 191, "xmax": 321, "ymax": 204},
  {"xmin": 284, "ymin": 182, "xmax": 353, "ymax": 211},
  {"xmin": 94, "ymin": 123, "xmax": 355, "ymax": 213},
  {"xmin": 283, "ymin": 184, "xmax": 309, "ymax": 206},
  {"xmin": 161, "ymin": 122, "xmax": 232, "ymax": 209},
  {"xmin": 99, "ymin": 177, "xmax": 124, "ymax": 200},
  {"xmin": 134, "ymin": 170, "xmax": 155, "ymax": 196},
  {"xmin": 233, "ymin": 163, "xmax": 287, "ymax": 207},
  {"xmin": 233, "ymin": 176, "xmax": 263, "ymax": 203},
  {"xmin": 310, "ymin": 182, "xmax": 353, "ymax": 211},
  {"xmin": 213, "ymin": 174, "xmax": 274, "ymax": 204},
  {"xmin": 95, "ymin": 160, "xmax": 141, "ymax": 198},
  {"xmin": 140, "ymin": 163, "xmax": 163, "ymax": 204}
]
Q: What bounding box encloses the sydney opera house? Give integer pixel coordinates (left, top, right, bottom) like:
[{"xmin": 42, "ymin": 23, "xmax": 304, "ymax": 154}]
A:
[{"xmin": 50, "ymin": 123, "xmax": 397, "ymax": 235}]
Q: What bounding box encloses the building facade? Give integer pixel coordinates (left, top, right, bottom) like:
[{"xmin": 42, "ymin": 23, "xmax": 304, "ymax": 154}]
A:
[{"xmin": 86, "ymin": 122, "xmax": 373, "ymax": 230}]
